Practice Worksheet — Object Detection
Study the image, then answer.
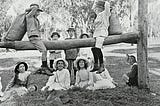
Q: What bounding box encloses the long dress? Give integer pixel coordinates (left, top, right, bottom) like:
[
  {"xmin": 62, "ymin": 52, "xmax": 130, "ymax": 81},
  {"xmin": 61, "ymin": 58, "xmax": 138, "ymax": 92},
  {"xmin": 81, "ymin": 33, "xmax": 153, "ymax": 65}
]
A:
[
  {"xmin": 92, "ymin": 68, "xmax": 116, "ymax": 90},
  {"xmin": 43, "ymin": 69, "xmax": 70, "ymax": 91},
  {"xmin": 75, "ymin": 68, "xmax": 94, "ymax": 89},
  {"xmin": 78, "ymin": 47, "xmax": 93, "ymax": 59},
  {"xmin": 0, "ymin": 71, "xmax": 31, "ymax": 105},
  {"xmin": 78, "ymin": 47, "xmax": 94, "ymax": 68},
  {"xmin": 0, "ymin": 77, "xmax": 3, "ymax": 96}
]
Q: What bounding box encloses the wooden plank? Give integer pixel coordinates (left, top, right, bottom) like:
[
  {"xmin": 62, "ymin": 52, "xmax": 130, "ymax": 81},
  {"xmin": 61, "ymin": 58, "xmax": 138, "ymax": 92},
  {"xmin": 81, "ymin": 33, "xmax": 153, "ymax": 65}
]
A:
[
  {"xmin": 0, "ymin": 32, "xmax": 138, "ymax": 50},
  {"xmin": 137, "ymin": 0, "xmax": 149, "ymax": 89}
]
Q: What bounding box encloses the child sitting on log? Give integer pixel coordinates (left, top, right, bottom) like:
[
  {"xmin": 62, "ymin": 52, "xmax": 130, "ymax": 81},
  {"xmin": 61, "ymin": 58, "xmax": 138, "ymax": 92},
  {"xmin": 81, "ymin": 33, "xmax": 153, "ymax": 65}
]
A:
[{"xmin": 90, "ymin": 0, "xmax": 111, "ymax": 74}]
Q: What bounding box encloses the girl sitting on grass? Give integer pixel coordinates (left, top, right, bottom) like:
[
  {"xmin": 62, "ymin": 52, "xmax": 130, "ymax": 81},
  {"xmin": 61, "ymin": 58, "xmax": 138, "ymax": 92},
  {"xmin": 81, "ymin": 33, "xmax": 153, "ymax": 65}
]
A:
[
  {"xmin": 41, "ymin": 58, "xmax": 70, "ymax": 91},
  {"xmin": 74, "ymin": 56, "xmax": 94, "ymax": 89},
  {"xmin": 122, "ymin": 54, "xmax": 138, "ymax": 87},
  {"xmin": 0, "ymin": 62, "xmax": 37, "ymax": 102}
]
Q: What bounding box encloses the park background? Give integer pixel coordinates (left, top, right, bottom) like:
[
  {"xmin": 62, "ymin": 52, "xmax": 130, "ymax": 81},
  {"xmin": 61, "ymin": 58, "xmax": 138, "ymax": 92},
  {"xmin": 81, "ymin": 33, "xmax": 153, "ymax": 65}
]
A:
[{"xmin": 0, "ymin": 0, "xmax": 160, "ymax": 106}]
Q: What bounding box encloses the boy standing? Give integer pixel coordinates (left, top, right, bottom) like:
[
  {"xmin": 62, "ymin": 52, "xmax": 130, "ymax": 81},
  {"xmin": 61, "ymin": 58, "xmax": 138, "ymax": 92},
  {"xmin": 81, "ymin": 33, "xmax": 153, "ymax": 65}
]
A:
[
  {"xmin": 65, "ymin": 27, "xmax": 79, "ymax": 85},
  {"xmin": 49, "ymin": 32, "xmax": 62, "ymax": 69}
]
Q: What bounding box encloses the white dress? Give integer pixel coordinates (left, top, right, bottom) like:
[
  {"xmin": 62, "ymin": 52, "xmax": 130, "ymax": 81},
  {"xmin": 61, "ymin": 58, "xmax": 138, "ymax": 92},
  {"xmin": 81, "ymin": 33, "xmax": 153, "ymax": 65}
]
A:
[
  {"xmin": 42, "ymin": 69, "xmax": 70, "ymax": 91},
  {"xmin": 93, "ymin": 1, "xmax": 110, "ymax": 48},
  {"xmin": 78, "ymin": 47, "xmax": 94, "ymax": 68},
  {"xmin": 92, "ymin": 68, "xmax": 116, "ymax": 90},
  {"xmin": 78, "ymin": 47, "xmax": 93, "ymax": 59},
  {"xmin": 75, "ymin": 68, "xmax": 94, "ymax": 89},
  {"xmin": 0, "ymin": 77, "xmax": 3, "ymax": 96}
]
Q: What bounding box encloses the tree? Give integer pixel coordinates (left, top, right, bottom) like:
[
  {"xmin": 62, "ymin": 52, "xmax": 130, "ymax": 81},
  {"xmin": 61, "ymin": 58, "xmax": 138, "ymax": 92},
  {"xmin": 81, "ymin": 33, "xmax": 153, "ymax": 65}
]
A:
[{"xmin": 0, "ymin": 0, "xmax": 12, "ymax": 36}]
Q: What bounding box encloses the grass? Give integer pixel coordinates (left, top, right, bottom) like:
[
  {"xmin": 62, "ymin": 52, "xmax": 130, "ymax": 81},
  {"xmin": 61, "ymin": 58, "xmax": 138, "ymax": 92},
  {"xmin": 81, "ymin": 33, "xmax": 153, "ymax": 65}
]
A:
[{"xmin": 0, "ymin": 47, "xmax": 160, "ymax": 106}]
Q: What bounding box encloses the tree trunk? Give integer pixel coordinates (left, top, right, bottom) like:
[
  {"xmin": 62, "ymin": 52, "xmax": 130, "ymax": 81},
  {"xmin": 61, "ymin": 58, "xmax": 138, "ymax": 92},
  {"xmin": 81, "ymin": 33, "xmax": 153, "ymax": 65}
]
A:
[
  {"xmin": 137, "ymin": 0, "xmax": 149, "ymax": 89},
  {"xmin": 0, "ymin": 32, "xmax": 138, "ymax": 50}
]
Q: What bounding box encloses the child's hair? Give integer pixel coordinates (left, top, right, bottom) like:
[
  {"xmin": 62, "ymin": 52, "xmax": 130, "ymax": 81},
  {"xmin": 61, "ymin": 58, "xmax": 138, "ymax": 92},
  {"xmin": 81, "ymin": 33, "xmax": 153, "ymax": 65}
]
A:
[
  {"xmin": 56, "ymin": 60, "xmax": 65, "ymax": 69},
  {"xmin": 126, "ymin": 54, "xmax": 137, "ymax": 63},
  {"xmin": 14, "ymin": 62, "xmax": 28, "ymax": 74},
  {"xmin": 77, "ymin": 59, "xmax": 88, "ymax": 70},
  {"xmin": 51, "ymin": 32, "xmax": 60, "ymax": 38},
  {"xmin": 27, "ymin": 84, "xmax": 38, "ymax": 91},
  {"xmin": 88, "ymin": 11, "xmax": 97, "ymax": 21},
  {"xmin": 32, "ymin": 85, "xmax": 38, "ymax": 91}
]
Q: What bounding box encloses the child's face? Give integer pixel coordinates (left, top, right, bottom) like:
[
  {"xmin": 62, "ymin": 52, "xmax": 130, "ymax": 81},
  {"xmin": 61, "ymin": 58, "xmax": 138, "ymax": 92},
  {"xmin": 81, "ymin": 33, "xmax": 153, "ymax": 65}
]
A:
[
  {"xmin": 127, "ymin": 56, "xmax": 134, "ymax": 65},
  {"xmin": 93, "ymin": 7, "xmax": 103, "ymax": 14},
  {"xmin": 35, "ymin": 10, "xmax": 40, "ymax": 17},
  {"xmin": 52, "ymin": 35, "xmax": 59, "ymax": 40},
  {"xmin": 57, "ymin": 61, "xmax": 65, "ymax": 70},
  {"xmin": 82, "ymin": 35, "xmax": 88, "ymax": 39},
  {"xmin": 90, "ymin": 18, "xmax": 95, "ymax": 23},
  {"xmin": 31, "ymin": 5, "xmax": 40, "ymax": 17},
  {"xmin": 79, "ymin": 60, "xmax": 85, "ymax": 68},
  {"xmin": 18, "ymin": 64, "xmax": 26, "ymax": 73},
  {"xmin": 68, "ymin": 31, "xmax": 75, "ymax": 38},
  {"xmin": 28, "ymin": 85, "xmax": 37, "ymax": 92}
]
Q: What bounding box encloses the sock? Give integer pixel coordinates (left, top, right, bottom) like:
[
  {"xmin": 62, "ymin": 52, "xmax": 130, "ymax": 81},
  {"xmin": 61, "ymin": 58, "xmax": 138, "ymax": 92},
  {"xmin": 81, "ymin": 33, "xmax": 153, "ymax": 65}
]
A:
[
  {"xmin": 50, "ymin": 60, "xmax": 54, "ymax": 68},
  {"xmin": 97, "ymin": 48, "xmax": 104, "ymax": 64},
  {"xmin": 91, "ymin": 47, "xmax": 99, "ymax": 64}
]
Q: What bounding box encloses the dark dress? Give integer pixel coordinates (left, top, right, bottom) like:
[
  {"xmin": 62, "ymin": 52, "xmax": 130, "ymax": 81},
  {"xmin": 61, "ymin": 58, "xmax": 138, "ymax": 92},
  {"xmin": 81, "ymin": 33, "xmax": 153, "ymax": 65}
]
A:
[{"xmin": 126, "ymin": 63, "xmax": 138, "ymax": 86}]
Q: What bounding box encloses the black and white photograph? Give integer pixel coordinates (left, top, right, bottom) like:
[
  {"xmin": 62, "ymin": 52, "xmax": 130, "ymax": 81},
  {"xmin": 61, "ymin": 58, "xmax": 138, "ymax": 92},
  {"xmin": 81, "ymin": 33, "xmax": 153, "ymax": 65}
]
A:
[{"xmin": 0, "ymin": 0, "xmax": 159, "ymax": 105}]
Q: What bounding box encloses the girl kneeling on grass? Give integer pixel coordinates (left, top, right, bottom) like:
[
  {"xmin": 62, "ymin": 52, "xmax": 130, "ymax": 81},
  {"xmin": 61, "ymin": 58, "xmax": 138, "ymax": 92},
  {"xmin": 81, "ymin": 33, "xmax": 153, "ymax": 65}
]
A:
[
  {"xmin": 74, "ymin": 56, "xmax": 94, "ymax": 89},
  {"xmin": 41, "ymin": 58, "xmax": 70, "ymax": 91}
]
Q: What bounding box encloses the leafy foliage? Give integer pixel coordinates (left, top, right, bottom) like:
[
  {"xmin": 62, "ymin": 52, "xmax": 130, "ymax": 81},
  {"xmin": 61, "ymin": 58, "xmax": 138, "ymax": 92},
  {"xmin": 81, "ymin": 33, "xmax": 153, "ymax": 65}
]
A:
[{"xmin": 0, "ymin": 0, "xmax": 160, "ymax": 38}]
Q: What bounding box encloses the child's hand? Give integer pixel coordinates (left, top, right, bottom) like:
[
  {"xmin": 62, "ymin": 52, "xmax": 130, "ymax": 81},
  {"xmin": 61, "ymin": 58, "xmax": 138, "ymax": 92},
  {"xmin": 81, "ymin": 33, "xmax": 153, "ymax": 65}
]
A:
[
  {"xmin": 112, "ymin": 81, "xmax": 118, "ymax": 86},
  {"xmin": 122, "ymin": 74, "xmax": 129, "ymax": 83}
]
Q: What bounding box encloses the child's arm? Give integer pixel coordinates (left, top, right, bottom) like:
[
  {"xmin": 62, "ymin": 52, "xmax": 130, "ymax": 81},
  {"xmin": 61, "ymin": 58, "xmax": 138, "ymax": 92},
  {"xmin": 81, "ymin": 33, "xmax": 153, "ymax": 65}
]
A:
[
  {"xmin": 41, "ymin": 75, "xmax": 55, "ymax": 91},
  {"xmin": 88, "ymin": 71, "xmax": 94, "ymax": 86},
  {"xmin": 75, "ymin": 71, "xmax": 80, "ymax": 86},
  {"xmin": 104, "ymin": 1, "xmax": 111, "ymax": 16},
  {"xmin": 64, "ymin": 69, "xmax": 71, "ymax": 89},
  {"xmin": 26, "ymin": 7, "xmax": 38, "ymax": 18},
  {"xmin": 127, "ymin": 64, "xmax": 138, "ymax": 78},
  {"xmin": 103, "ymin": 1, "xmax": 111, "ymax": 36},
  {"xmin": 5, "ymin": 77, "xmax": 15, "ymax": 91}
]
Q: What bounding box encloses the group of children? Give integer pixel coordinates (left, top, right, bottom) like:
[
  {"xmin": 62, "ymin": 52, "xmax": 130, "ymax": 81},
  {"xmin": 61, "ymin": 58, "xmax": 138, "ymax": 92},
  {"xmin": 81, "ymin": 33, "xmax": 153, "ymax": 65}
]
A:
[
  {"xmin": 0, "ymin": 0, "xmax": 139, "ymax": 104},
  {"xmin": 0, "ymin": 53, "xmax": 138, "ymax": 104}
]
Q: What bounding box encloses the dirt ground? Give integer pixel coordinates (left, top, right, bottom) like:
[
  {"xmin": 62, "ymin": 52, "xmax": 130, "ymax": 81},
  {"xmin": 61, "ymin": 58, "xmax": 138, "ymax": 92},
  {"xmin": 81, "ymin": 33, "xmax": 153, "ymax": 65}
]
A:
[{"xmin": 0, "ymin": 43, "xmax": 160, "ymax": 106}]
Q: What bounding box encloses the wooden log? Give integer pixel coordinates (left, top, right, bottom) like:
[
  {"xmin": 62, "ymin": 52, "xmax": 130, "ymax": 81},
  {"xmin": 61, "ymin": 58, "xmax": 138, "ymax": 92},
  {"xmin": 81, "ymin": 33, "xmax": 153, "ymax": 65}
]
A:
[
  {"xmin": 0, "ymin": 32, "xmax": 138, "ymax": 50},
  {"xmin": 137, "ymin": 0, "xmax": 149, "ymax": 89}
]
